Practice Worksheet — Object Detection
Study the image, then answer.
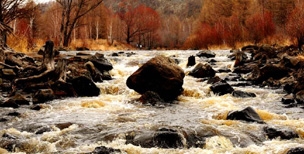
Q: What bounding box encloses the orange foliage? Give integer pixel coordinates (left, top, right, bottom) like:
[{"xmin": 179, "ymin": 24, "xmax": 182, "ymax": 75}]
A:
[{"xmin": 245, "ymin": 11, "xmax": 276, "ymax": 44}]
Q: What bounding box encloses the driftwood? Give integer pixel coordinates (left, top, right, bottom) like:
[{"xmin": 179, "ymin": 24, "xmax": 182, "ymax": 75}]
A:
[{"xmin": 14, "ymin": 41, "xmax": 66, "ymax": 88}]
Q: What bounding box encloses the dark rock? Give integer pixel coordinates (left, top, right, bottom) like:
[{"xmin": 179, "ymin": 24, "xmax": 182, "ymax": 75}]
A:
[
  {"xmin": 186, "ymin": 55, "xmax": 196, "ymax": 67},
  {"xmin": 71, "ymin": 76, "xmax": 100, "ymax": 97},
  {"xmin": 232, "ymin": 90, "xmax": 256, "ymax": 98},
  {"xmin": 31, "ymin": 105, "xmax": 42, "ymax": 111},
  {"xmin": 127, "ymin": 55, "xmax": 185, "ymax": 101},
  {"xmin": 51, "ymin": 81, "xmax": 76, "ymax": 97},
  {"xmin": 6, "ymin": 93, "xmax": 30, "ymax": 105},
  {"xmin": 287, "ymin": 147, "xmax": 304, "ymax": 154},
  {"xmin": 55, "ymin": 122, "xmax": 73, "ymax": 130},
  {"xmin": 7, "ymin": 111, "xmax": 21, "ymax": 117},
  {"xmin": 227, "ymin": 107, "xmax": 265, "ymax": 123},
  {"xmin": 210, "ymin": 80, "xmax": 234, "ymax": 96},
  {"xmin": 263, "ymin": 126, "xmax": 298, "ymax": 140},
  {"xmin": 196, "ymin": 50, "xmax": 216, "ymax": 58},
  {"xmin": 229, "ymin": 50, "xmax": 248, "ymax": 67},
  {"xmin": 127, "ymin": 127, "xmax": 185, "ymax": 149},
  {"xmin": 0, "ymin": 100, "xmax": 19, "ymax": 108},
  {"xmin": 241, "ymin": 45, "xmax": 259, "ymax": 52},
  {"xmin": 85, "ymin": 61, "xmax": 103, "ymax": 82},
  {"xmin": 189, "ymin": 63, "xmax": 216, "ymax": 78},
  {"xmin": 89, "ymin": 53, "xmax": 113, "ymax": 71},
  {"xmin": 233, "ymin": 64, "xmax": 257, "ymax": 74},
  {"xmin": 101, "ymin": 70, "xmax": 112, "ymax": 80},
  {"xmin": 111, "ymin": 52, "xmax": 119, "ymax": 56},
  {"xmin": 252, "ymin": 64, "xmax": 290, "ymax": 84},
  {"xmin": 0, "ymin": 118, "xmax": 8, "ymax": 122},
  {"xmin": 139, "ymin": 91, "xmax": 165, "ymax": 105},
  {"xmin": 217, "ymin": 67, "xmax": 231, "ymax": 73},
  {"xmin": 295, "ymin": 90, "xmax": 304, "ymax": 104},
  {"xmin": 153, "ymin": 128, "xmax": 184, "ymax": 148},
  {"xmin": 282, "ymin": 94, "xmax": 295, "ymax": 104},
  {"xmin": 207, "ymin": 76, "xmax": 221, "ymax": 84},
  {"xmin": 87, "ymin": 146, "xmax": 121, "ymax": 154},
  {"xmin": 35, "ymin": 126, "xmax": 52, "ymax": 134},
  {"xmin": 32, "ymin": 89, "xmax": 55, "ymax": 104}
]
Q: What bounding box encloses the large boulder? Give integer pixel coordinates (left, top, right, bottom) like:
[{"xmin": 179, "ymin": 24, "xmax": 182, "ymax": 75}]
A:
[
  {"xmin": 227, "ymin": 107, "xmax": 265, "ymax": 124},
  {"xmin": 127, "ymin": 55, "xmax": 185, "ymax": 101}
]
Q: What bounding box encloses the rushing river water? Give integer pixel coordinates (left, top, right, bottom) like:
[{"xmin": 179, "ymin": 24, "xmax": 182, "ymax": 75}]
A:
[{"xmin": 1, "ymin": 50, "xmax": 304, "ymax": 154}]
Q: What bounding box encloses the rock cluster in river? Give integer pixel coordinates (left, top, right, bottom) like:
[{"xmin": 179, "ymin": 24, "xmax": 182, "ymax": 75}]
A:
[{"xmin": 0, "ymin": 41, "xmax": 113, "ymax": 108}]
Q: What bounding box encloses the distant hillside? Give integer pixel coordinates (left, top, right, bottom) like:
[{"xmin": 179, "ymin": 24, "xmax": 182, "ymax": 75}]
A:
[{"xmin": 103, "ymin": 0, "xmax": 203, "ymax": 18}]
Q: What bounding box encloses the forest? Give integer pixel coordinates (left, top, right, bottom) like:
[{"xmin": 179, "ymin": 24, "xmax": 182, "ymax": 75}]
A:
[{"xmin": 2, "ymin": 0, "xmax": 304, "ymax": 52}]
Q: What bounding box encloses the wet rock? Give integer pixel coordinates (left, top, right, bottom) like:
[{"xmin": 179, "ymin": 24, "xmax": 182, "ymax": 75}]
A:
[
  {"xmin": 217, "ymin": 67, "xmax": 231, "ymax": 73},
  {"xmin": 282, "ymin": 94, "xmax": 295, "ymax": 104},
  {"xmin": 207, "ymin": 76, "xmax": 221, "ymax": 84},
  {"xmin": 0, "ymin": 100, "xmax": 19, "ymax": 108},
  {"xmin": 7, "ymin": 111, "xmax": 21, "ymax": 117},
  {"xmin": 153, "ymin": 128, "xmax": 184, "ymax": 148},
  {"xmin": 85, "ymin": 61, "xmax": 103, "ymax": 82},
  {"xmin": 127, "ymin": 127, "xmax": 185, "ymax": 148},
  {"xmin": 254, "ymin": 64, "xmax": 290, "ymax": 84},
  {"xmin": 295, "ymin": 90, "xmax": 304, "ymax": 104},
  {"xmin": 139, "ymin": 91, "xmax": 165, "ymax": 105},
  {"xmin": 89, "ymin": 53, "xmax": 113, "ymax": 71},
  {"xmin": 233, "ymin": 64, "xmax": 257, "ymax": 74},
  {"xmin": 189, "ymin": 63, "xmax": 216, "ymax": 78},
  {"xmin": 0, "ymin": 118, "xmax": 8, "ymax": 122},
  {"xmin": 186, "ymin": 55, "xmax": 196, "ymax": 67},
  {"xmin": 227, "ymin": 107, "xmax": 265, "ymax": 124},
  {"xmin": 30, "ymin": 105, "xmax": 42, "ymax": 111},
  {"xmin": 32, "ymin": 89, "xmax": 55, "ymax": 104},
  {"xmin": 196, "ymin": 50, "xmax": 216, "ymax": 58},
  {"xmin": 264, "ymin": 126, "xmax": 298, "ymax": 140},
  {"xmin": 55, "ymin": 122, "xmax": 74, "ymax": 130},
  {"xmin": 35, "ymin": 126, "xmax": 52, "ymax": 134},
  {"xmin": 101, "ymin": 70, "xmax": 112, "ymax": 80},
  {"xmin": 71, "ymin": 76, "xmax": 100, "ymax": 97},
  {"xmin": 287, "ymin": 147, "xmax": 304, "ymax": 154},
  {"xmin": 88, "ymin": 146, "xmax": 121, "ymax": 154},
  {"xmin": 127, "ymin": 55, "xmax": 185, "ymax": 101},
  {"xmin": 7, "ymin": 93, "xmax": 30, "ymax": 105},
  {"xmin": 210, "ymin": 80, "xmax": 234, "ymax": 96},
  {"xmin": 232, "ymin": 90, "xmax": 256, "ymax": 98}
]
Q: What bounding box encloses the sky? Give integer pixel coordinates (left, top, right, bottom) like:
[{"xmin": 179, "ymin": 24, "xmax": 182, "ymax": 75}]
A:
[{"xmin": 34, "ymin": 0, "xmax": 53, "ymax": 4}]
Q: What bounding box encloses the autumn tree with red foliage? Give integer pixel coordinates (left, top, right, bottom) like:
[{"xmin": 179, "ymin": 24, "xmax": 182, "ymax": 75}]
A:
[
  {"xmin": 286, "ymin": 1, "xmax": 304, "ymax": 51},
  {"xmin": 245, "ymin": 11, "xmax": 276, "ymax": 44},
  {"xmin": 118, "ymin": 1, "xmax": 160, "ymax": 48}
]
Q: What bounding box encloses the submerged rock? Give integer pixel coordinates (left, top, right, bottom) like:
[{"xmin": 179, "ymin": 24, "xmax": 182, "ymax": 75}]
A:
[
  {"xmin": 210, "ymin": 80, "xmax": 234, "ymax": 96},
  {"xmin": 287, "ymin": 147, "xmax": 304, "ymax": 154},
  {"xmin": 263, "ymin": 126, "xmax": 298, "ymax": 140},
  {"xmin": 139, "ymin": 91, "xmax": 165, "ymax": 105},
  {"xmin": 127, "ymin": 55, "xmax": 185, "ymax": 101},
  {"xmin": 232, "ymin": 90, "xmax": 256, "ymax": 98},
  {"xmin": 196, "ymin": 50, "xmax": 216, "ymax": 58},
  {"xmin": 87, "ymin": 146, "xmax": 121, "ymax": 154},
  {"xmin": 227, "ymin": 107, "xmax": 265, "ymax": 124}
]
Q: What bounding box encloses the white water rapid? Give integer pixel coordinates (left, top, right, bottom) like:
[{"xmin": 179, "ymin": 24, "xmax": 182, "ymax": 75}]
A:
[{"xmin": 0, "ymin": 50, "xmax": 304, "ymax": 154}]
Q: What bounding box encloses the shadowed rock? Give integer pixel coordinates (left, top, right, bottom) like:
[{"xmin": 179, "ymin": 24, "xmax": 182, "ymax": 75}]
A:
[
  {"xmin": 189, "ymin": 63, "xmax": 215, "ymax": 78},
  {"xmin": 127, "ymin": 55, "xmax": 185, "ymax": 101},
  {"xmin": 227, "ymin": 107, "xmax": 265, "ymax": 124}
]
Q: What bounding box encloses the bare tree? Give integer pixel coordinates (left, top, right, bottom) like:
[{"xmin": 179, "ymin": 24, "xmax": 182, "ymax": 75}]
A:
[
  {"xmin": 56, "ymin": 0, "xmax": 103, "ymax": 47},
  {"xmin": 0, "ymin": 0, "xmax": 29, "ymax": 48}
]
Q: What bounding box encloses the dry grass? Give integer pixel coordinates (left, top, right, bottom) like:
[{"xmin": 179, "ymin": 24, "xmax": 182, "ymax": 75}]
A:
[{"xmin": 7, "ymin": 34, "xmax": 134, "ymax": 53}]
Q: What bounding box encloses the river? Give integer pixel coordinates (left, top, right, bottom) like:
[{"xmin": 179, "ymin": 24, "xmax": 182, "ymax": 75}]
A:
[{"xmin": 0, "ymin": 50, "xmax": 304, "ymax": 154}]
